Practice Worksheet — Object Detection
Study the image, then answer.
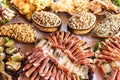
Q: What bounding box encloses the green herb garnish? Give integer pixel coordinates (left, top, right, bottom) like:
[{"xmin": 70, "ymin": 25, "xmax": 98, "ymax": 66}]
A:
[
  {"xmin": 94, "ymin": 42, "xmax": 102, "ymax": 52},
  {"xmin": 113, "ymin": 0, "xmax": 120, "ymax": 7},
  {"xmin": 4, "ymin": 37, "xmax": 10, "ymax": 42},
  {"xmin": 0, "ymin": 19, "xmax": 10, "ymax": 24},
  {"xmin": 2, "ymin": 0, "xmax": 9, "ymax": 8}
]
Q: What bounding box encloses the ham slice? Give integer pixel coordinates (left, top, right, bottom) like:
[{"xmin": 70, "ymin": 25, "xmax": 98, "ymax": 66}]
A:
[
  {"xmin": 25, "ymin": 66, "xmax": 37, "ymax": 77},
  {"xmin": 59, "ymin": 70, "xmax": 64, "ymax": 80},
  {"xmin": 41, "ymin": 62, "xmax": 52, "ymax": 77},
  {"xmin": 30, "ymin": 67, "xmax": 39, "ymax": 80},
  {"xmin": 49, "ymin": 66, "xmax": 57, "ymax": 80},
  {"xmin": 33, "ymin": 55, "xmax": 46, "ymax": 66},
  {"xmin": 44, "ymin": 65, "xmax": 54, "ymax": 79},
  {"xmin": 47, "ymin": 55, "xmax": 59, "ymax": 65},
  {"xmin": 23, "ymin": 63, "xmax": 32, "ymax": 71},
  {"xmin": 106, "ymin": 69, "xmax": 118, "ymax": 80},
  {"xmin": 39, "ymin": 57, "xmax": 50, "ymax": 74},
  {"xmin": 35, "ymin": 75, "xmax": 41, "ymax": 80},
  {"xmin": 55, "ymin": 69, "xmax": 60, "ymax": 80},
  {"xmin": 64, "ymin": 50, "xmax": 77, "ymax": 62}
]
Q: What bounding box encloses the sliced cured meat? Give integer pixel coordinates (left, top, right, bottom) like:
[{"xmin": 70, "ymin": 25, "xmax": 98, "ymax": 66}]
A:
[
  {"xmin": 95, "ymin": 37, "xmax": 120, "ymax": 79},
  {"xmin": 21, "ymin": 31, "xmax": 94, "ymax": 80}
]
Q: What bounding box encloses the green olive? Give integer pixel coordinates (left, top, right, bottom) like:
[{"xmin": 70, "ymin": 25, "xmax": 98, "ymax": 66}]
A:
[
  {"xmin": 0, "ymin": 61, "xmax": 5, "ymax": 72},
  {"xmin": 0, "ymin": 46, "xmax": 4, "ymax": 53},
  {"xmin": 0, "ymin": 53, "xmax": 5, "ymax": 60},
  {"xmin": 5, "ymin": 46, "xmax": 18, "ymax": 54},
  {"xmin": 0, "ymin": 37, "xmax": 5, "ymax": 46},
  {"xmin": 11, "ymin": 52, "xmax": 24, "ymax": 61},
  {"xmin": 4, "ymin": 40, "xmax": 15, "ymax": 47},
  {"xmin": 6, "ymin": 61, "xmax": 21, "ymax": 71}
]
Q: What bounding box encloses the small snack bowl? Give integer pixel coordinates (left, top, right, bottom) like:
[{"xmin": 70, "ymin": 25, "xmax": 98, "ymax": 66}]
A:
[
  {"xmin": 32, "ymin": 11, "xmax": 61, "ymax": 32},
  {"xmin": 67, "ymin": 12, "xmax": 96, "ymax": 35}
]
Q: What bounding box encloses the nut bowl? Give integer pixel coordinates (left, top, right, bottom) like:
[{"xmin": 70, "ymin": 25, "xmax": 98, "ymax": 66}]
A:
[
  {"xmin": 67, "ymin": 12, "xmax": 96, "ymax": 35},
  {"xmin": 32, "ymin": 11, "xmax": 61, "ymax": 32}
]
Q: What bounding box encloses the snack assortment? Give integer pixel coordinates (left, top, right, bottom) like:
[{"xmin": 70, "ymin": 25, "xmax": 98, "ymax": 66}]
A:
[
  {"xmin": 0, "ymin": 37, "xmax": 24, "ymax": 80},
  {"xmin": 19, "ymin": 31, "xmax": 94, "ymax": 80},
  {"xmin": 0, "ymin": 0, "xmax": 15, "ymax": 24},
  {"xmin": 94, "ymin": 37, "xmax": 120, "ymax": 80},
  {"xmin": 0, "ymin": 0, "xmax": 120, "ymax": 80},
  {"xmin": 93, "ymin": 14, "xmax": 120, "ymax": 38},
  {"xmin": 89, "ymin": 0, "xmax": 118, "ymax": 15},
  {"xmin": 51, "ymin": 0, "xmax": 118, "ymax": 15},
  {"xmin": 51, "ymin": 0, "xmax": 90, "ymax": 14},
  {"xmin": 10, "ymin": 0, "xmax": 53, "ymax": 20},
  {"xmin": 0, "ymin": 23, "xmax": 37, "ymax": 43}
]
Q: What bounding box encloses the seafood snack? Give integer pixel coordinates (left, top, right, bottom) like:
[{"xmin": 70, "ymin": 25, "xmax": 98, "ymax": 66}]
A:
[
  {"xmin": 93, "ymin": 14, "xmax": 120, "ymax": 38},
  {"xmin": 10, "ymin": 0, "xmax": 53, "ymax": 20}
]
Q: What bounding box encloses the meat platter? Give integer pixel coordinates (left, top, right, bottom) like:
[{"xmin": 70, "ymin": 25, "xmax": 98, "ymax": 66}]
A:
[{"xmin": 0, "ymin": 0, "xmax": 120, "ymax": 80}]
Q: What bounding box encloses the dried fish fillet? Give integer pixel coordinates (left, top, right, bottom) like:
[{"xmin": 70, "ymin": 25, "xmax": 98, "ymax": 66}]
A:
[
  {"xmin": 89, "ymin": 0, "xmax": 118, "ymax": 15},
  {"xmin": 10, "ymin": 0, "xmax": 53, "ymax": 20},
  {"xmin": 0, "ymin": 23, "xmax": 37, "ymax": 43},
  {"xmin": 51, "ymin": 0, "xmax": 90, "ymax": 14},
  {"xmin": 93, "ymin": 14, "xmax": 120, "ymax": 38}
]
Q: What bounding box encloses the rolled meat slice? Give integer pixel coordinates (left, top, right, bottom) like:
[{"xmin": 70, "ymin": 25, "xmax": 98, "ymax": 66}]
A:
[
  {"xmin": 39, "ymin": 57, "xmax": 50, "ymax": 74},
  {"xmin": 30, "ymin": 67, "xmax": 39, "ymax": 80},
  {"xmin": 41, "ymin": 62, "xmax": 52, "ymax": 77},
  {"xmin": 44, "ymin": 65, "xmax": 54, "ymax": 80},
  {"xmin": 49, "ymin": 66, "xmax": 57, "ymax": 80},
  {"xmin": 25, "ymin": 66, "xmax": 37, "ymax": 77}
]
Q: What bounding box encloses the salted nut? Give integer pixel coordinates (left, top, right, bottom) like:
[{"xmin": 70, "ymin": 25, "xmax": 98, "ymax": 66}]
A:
[
  {"xmin": 0, "ymin": 23, "xmax": 37, "ymax": 43},
  {"xmin": 68, "ymin": 12, "xmax": 96, "ymax": 35},
  {"xmin": 0, "ymin": 61, "xmax": 5, "ymax": 72},
  {"xmin": 0, "ymin": 53, "xmax": 5, "ymax": 60},
  {"xmin": 32, "ymin": 11, "xmax": 61, "ymax": 32}
]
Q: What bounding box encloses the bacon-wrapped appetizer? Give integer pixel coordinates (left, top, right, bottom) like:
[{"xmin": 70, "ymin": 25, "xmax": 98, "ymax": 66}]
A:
[
  {"xmin": 19, "ymin": 31, "xmax": 95, "ymax": 80},
  {"xmin": 94, "ymin": 37, "xmax": 120, "ymax": 80}
]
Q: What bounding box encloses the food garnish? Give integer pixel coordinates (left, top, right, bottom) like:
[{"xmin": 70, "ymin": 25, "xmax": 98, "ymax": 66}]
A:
[
  {"xmin": 113, "ymin": 0, "xmax": 120, "ymax": 7},
  {"xmin": 94, "ymin": 42, "xmax": 102, "ymax": 52},
  {"xmin": 0, "ymin": 23, "xmax": 37, "ymax": 43},
  {"xmin": 18, "ymin": 31, "xmax": 94, "ymax": 80}
]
